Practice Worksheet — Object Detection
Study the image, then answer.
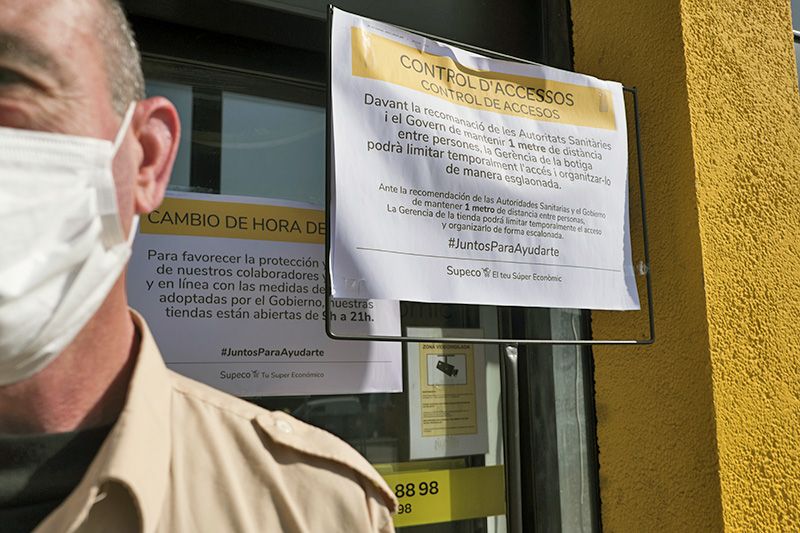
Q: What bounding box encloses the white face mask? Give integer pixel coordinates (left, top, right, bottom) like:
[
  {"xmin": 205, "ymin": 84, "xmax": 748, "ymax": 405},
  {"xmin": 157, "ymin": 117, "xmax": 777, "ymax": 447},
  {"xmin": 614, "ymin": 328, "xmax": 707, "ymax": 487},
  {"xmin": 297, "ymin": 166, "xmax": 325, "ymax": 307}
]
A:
[{"xmin": 0, "ymin": 104, "xmax": 137, "ymax": 386}]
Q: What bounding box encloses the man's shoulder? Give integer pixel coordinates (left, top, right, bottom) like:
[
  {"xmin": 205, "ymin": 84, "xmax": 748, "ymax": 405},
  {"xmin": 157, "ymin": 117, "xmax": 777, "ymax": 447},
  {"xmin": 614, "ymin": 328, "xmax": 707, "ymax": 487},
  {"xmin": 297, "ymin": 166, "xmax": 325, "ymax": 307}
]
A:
[{"xmin": 165, "ymin": 371, "xmax": 397, "ymax": 512}]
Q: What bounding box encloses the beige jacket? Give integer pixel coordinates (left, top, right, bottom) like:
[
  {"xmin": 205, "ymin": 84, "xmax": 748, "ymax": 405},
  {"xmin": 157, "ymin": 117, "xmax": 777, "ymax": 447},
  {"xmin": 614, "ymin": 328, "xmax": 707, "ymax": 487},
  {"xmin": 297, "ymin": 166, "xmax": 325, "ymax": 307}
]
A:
[{"xmin": 34, "ymin": 312, "xmax": 396, "ymax": 533}]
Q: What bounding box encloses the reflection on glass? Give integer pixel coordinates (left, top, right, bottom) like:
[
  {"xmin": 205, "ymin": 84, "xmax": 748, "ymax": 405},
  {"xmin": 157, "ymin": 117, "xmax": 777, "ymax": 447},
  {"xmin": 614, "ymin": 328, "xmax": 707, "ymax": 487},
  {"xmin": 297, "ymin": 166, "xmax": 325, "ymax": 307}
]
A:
[
  {"xmin": 290, "ymin": 394, "xmax": 403, "ymax": 464},
  {"xmin": 550, "ymin": 310, "xmax": 594, "ymax": 532},
  {"xmin": 221, "ymin": 93, "xmax": 325, "ymax": 206},
  {"xmin": 145, "ymin": 80, "xmax": 193, "ymax": 190},
  {"xmin": 795, "ymin": 42, "xmax": 800, "ymax": 91}
]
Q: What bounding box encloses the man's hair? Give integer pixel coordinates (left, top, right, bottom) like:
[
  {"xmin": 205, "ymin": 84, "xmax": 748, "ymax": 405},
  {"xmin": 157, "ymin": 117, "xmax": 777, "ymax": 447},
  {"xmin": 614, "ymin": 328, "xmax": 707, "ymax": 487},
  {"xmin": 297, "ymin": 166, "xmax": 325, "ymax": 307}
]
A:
[{"xmin": 96, "ymin": 0, "xmax": 145, "ymax": 115}]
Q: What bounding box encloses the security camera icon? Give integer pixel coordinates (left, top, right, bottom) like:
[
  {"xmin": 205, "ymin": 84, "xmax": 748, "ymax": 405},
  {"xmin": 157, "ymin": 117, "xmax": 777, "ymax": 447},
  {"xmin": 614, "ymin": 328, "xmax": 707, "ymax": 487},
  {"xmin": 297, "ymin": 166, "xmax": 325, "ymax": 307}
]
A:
[{"xmin": 436, "ymin": 360, "xmax": 459, "ymax": 377}]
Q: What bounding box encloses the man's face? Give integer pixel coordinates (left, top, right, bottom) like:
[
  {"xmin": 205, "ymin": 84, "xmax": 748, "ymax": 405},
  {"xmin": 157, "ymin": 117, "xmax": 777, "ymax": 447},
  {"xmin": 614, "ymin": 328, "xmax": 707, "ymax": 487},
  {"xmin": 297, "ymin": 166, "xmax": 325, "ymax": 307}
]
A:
[{"xmin": 0, "ymin": 0, "xmax": 137, "ymax": 227}]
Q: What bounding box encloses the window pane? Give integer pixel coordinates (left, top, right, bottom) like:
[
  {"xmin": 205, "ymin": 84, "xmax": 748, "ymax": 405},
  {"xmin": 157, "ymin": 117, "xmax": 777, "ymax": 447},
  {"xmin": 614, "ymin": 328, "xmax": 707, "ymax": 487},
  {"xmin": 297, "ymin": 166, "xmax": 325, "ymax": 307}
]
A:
[
  {"xmin": 145, "ymin": 80, "xmax": 193, "ymax": 191},
  {"xmin": 220, "ymin": 92, "xmax": 326, "ymax": 206}
]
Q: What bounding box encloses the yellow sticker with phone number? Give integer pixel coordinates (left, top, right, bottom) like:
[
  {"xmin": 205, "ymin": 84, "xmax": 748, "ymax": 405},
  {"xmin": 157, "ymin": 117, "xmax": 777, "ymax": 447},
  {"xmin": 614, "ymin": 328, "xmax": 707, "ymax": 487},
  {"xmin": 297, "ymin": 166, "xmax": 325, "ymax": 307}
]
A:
[{"xmin": 380, "ymin": 465, "xmax": 505, "ymax": 527}]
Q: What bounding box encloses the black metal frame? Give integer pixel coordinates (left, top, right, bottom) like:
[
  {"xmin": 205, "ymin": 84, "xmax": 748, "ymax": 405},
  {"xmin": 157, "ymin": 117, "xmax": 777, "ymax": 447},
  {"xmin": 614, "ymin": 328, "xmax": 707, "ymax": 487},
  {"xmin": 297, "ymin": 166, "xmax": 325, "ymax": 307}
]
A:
[{"xmin": 324, "ymin": 5, "xmax": 655, "ymax": 346}]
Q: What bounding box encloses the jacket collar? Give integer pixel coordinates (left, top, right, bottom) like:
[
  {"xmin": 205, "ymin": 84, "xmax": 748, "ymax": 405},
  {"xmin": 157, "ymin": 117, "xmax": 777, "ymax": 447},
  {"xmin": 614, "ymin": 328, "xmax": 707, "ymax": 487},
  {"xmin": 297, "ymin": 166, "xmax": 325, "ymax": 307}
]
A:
[{"xmin": 36, "ymin": 310, "xmax": 172, "ymax": 533}]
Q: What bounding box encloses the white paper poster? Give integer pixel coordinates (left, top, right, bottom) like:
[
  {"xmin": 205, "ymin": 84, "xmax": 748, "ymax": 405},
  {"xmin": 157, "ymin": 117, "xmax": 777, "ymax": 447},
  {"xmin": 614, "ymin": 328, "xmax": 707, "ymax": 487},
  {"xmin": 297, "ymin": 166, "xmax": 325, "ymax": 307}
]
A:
[
  {"xmin": 407, "ymin": 329, "xmax": 488, "ymax": 460},
  {"xmin": 127, "ymin": 192, "xmax": 401, "ymax": 396},
  {"xmin": 330, "ymin": 8, "xmax": 639, "ymax": 310}
]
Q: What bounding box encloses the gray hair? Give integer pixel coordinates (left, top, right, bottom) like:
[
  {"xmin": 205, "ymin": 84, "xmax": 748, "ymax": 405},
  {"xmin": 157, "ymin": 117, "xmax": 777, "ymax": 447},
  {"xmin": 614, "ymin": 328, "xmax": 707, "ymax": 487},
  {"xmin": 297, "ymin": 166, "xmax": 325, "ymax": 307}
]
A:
[{"xmin": 96, "ymin": 0, "xmax": 145, "ymax": 115}]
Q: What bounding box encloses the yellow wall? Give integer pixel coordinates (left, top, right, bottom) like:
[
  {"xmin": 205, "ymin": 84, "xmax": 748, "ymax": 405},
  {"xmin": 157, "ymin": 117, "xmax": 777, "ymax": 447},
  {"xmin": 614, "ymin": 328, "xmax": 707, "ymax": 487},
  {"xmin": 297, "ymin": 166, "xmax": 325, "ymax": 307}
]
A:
[{"xmin": 571, "ymin": 0, "xmax": 800, "ymax": 530}]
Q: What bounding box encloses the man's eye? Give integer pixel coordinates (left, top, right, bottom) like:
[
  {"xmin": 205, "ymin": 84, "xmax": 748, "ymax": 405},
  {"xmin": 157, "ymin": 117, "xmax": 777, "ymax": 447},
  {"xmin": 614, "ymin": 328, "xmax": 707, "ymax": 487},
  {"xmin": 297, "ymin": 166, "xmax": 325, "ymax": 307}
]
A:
[{"xmin": 0, "ymin": 68, "xmax": 28, "ymax": 86}]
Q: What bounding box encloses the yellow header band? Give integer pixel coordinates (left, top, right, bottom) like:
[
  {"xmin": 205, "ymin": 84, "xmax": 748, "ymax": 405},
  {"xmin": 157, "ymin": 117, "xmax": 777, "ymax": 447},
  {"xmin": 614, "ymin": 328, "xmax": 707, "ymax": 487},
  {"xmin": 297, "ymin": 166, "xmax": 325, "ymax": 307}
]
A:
[
  {"xmin": 141, "ymin": 197, "xmax": 325, "ymax": 244},
  {"xmin": 351, "ymin": 27, "xmax": 616, "ymax": 130}
]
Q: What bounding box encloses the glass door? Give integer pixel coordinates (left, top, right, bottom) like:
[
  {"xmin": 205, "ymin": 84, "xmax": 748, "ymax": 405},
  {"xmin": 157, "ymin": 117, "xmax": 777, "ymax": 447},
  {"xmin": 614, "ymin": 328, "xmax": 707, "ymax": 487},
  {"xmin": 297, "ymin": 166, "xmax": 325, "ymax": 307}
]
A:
[
  {"xmin": 130, "ymin": 1, "xmax": 601, "ymax": 529},
  {"xmin": 142, "ymin": 59, "xmax": 508, "ymax": 531}
]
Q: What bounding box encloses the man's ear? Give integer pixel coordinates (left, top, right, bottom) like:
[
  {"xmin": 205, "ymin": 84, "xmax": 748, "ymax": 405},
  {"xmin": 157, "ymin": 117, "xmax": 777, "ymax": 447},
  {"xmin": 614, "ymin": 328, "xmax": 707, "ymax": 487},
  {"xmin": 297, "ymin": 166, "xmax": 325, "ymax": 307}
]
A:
[{"xmin": 132, "ymin": 96, "xmax": 180, "ymax": 214}]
